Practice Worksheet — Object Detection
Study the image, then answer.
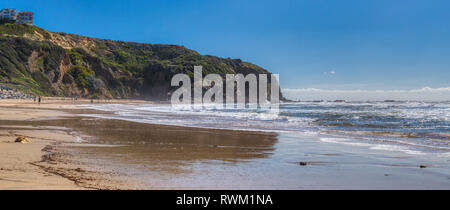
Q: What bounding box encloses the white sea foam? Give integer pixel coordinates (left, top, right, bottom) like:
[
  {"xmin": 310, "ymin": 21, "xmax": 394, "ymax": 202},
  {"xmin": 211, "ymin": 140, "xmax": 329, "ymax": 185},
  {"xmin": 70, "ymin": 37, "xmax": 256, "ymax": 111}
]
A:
[
  {"xmin": 437, "ymin": 152, "xmax": 450, "ymax": 158},
  {"xmin": 81, "ymin": 101, "xmax": 450, "ymax": 155},
  {"xmin": 319, "ymin": 137, "xmax": 426, "ymax": 155},
  {"xmin": 81, "ymin": 103, "xmax": 314, "ymax": 132},
  {"xmin": 369, "ymin": 145, "xmax": 425, "ymax": 155},
  {"xmin": 319, "ymin": 137, "xmax": 372, "ymax": 147}
]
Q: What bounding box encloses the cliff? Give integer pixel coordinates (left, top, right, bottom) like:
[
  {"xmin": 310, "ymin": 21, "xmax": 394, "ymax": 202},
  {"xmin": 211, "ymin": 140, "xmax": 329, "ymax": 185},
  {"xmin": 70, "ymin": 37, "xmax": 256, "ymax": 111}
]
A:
[{"xmin": 0, "ymin": 21, "xmax": 283, "ymax": 100}]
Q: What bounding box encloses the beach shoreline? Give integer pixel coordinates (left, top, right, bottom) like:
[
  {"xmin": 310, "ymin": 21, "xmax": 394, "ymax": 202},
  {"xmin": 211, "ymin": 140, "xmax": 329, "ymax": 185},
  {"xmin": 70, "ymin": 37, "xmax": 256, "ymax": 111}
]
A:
[
  {"xmin": 0, "ymin": 98, "xmax": 278, "ymax": 190},
  {"xmin": 1, "ymin": 98, "xmax": 450, "ymax": 190},
  {"xmin": 0, "ymin": 106, "xmax": 85, "ymax": 189},
  {"xmin": 0, "ymin": 98, "xmax": 153, "ymax": 190}
]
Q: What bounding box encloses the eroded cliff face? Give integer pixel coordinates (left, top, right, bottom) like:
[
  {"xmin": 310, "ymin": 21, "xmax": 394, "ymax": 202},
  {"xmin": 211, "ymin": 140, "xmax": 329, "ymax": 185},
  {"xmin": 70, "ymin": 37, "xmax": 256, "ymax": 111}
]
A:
[{"xmin": 0, "ymin": 22, "xmax": 284, "ymax": 100}]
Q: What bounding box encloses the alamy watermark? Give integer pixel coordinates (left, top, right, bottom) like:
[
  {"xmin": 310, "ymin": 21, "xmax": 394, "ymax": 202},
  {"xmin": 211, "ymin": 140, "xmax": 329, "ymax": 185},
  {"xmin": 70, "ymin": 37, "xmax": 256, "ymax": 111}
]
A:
[{"xmin": 170, "ymin": 66, "xmax": 280, "ymax": 113}]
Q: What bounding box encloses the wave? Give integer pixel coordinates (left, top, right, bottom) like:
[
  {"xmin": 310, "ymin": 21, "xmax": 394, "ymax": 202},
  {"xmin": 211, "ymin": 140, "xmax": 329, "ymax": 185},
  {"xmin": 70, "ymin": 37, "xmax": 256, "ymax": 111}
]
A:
[{"xmin": 81, "ymin": 101, "xmax": 450, "ymax": 155}]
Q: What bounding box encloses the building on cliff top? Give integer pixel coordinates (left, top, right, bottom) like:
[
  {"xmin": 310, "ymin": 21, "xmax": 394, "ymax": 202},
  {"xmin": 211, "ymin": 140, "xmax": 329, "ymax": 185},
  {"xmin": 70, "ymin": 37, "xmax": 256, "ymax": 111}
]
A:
[
  {"xmin": 0, "ymin": 8, "xmax": 33, "ymax": 25},
  {"xmin": 0, "ymin": 8, "xmax": 17, "ymax": 21},
  {"xmin": 17, "ymin": 11, "xmax": 33, "ymax": 25}
]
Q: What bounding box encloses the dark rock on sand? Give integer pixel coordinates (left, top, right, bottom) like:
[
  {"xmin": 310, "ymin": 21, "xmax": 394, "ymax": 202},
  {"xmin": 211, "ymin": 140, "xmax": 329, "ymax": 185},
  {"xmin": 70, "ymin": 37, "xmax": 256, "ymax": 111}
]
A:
[
  {"xmin": 15, "ymin": 136, "xmax": 31, "ymax": 143},
  {"xmin": 299, "ymin": 162, "xmax": 308, "ymax": 166},
  {"xmin": 74, "ymin": 168, "xmax": 85, "ymax": 173}
]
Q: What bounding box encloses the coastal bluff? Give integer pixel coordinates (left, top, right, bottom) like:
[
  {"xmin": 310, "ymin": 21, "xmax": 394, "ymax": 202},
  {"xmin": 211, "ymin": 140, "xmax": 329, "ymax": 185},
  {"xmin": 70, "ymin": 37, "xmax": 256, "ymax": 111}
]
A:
[{"xmin": 0, "ymin": 21, "xmax": 283, "ymax": 100}]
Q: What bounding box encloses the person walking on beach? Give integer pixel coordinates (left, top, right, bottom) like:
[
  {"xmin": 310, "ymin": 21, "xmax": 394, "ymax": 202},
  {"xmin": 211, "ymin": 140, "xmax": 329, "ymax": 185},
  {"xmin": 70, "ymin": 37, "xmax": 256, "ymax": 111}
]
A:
[{"xmin": 38, "ymin": 96, "xmax": 41, "ymax": 104}]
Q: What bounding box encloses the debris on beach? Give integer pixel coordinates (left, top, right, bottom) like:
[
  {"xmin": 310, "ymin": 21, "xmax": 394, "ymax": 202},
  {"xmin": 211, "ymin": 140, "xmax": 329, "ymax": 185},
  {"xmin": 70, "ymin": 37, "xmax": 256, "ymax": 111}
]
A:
[
  {"xmin": 15, "ymin": 136, "xmax": 31, "ymax": 143},
  {"xmin": 419, "ymin": 165, "xmax": 427, "ymax": 168}
]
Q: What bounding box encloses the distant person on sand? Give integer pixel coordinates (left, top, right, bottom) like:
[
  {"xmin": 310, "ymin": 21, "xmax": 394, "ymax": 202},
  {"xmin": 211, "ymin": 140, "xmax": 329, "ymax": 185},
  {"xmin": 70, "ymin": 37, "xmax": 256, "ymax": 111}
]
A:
[{"xmin": 38, "ymin": 96, "xmax": 41, "ymax": 104}]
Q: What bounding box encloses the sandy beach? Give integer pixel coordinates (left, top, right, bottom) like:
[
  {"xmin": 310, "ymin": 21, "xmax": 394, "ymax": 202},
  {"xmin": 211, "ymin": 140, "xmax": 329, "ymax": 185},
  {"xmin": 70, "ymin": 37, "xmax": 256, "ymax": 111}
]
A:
[
  {"xmin": 1, "ymin": 98, "xmax": 449, "ymax": 190},
  {"xmin": 0, "ymin": 98, "xmax": 273, "ymax": 190},
  {"xmin": 0, "ymin": 98, "xmax": 149, "ymax": 190},
  {"xmin": 0, "ymin": 101, "xmax": 84, "ymax": 189},
  {"xmin": 0, "ymin": 127, "xmax": 83, "ymax": 190},
  {"xmin": 0, "ymin": 98, "xmax": 280, "ymax": 190}
]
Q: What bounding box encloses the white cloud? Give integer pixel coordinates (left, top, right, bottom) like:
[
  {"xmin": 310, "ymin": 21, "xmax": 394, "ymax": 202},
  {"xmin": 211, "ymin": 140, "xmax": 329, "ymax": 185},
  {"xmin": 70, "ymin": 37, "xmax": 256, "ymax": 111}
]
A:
[
  {"xmin": 323, "ymin": 70, "xmax": 336, "ymax": 75},
  {"xmin": 282, "ymin": 87, "xmax": 450, "ymax": 101}
]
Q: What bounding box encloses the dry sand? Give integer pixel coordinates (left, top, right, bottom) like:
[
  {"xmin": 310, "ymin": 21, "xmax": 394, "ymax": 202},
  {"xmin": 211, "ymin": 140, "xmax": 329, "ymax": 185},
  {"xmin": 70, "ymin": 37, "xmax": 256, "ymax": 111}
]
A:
[
  {"xmin": 0, "ymin": 98, "xmax": 150, "ymax": 190},
  {"xmin": 0, "ymin": 128, "xmax": 84, "ymax": 189}
]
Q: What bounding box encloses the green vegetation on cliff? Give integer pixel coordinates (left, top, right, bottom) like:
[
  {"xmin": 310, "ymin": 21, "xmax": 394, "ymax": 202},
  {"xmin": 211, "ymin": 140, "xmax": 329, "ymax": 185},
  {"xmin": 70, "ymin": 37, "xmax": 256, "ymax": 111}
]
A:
[{"xmin": 0, "ymin": 22, "xmax": 280, "ymax": 100}]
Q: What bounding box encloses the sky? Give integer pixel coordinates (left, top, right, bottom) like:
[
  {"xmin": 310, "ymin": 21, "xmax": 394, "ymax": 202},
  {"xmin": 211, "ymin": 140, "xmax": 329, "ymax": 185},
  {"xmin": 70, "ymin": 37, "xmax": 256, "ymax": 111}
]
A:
[{"xmin": 2, "ymin": 0, "xmax": 450, "ymax": 100}]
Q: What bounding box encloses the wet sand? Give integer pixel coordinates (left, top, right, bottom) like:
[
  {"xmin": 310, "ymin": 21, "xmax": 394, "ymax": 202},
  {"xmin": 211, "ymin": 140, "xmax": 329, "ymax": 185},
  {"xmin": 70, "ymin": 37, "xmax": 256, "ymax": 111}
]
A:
[
  {"xmin": 0, "ymin": 116, "xmax": 279, "ymax": 189},
  {"xmin": 0, "ymin": 99, "xmax": 278, "ymax": 189}
]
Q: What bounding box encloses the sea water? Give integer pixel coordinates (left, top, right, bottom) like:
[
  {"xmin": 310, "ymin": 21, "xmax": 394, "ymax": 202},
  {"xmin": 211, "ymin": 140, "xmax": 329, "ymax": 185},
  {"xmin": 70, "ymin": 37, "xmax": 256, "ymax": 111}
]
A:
[
  {"xmin": 82, "ymin": 101, "xmax": 450, "ymax": 156},
  {"xmin": 72, "ymin": 101, "xmax": 450, "ymax": 189}
]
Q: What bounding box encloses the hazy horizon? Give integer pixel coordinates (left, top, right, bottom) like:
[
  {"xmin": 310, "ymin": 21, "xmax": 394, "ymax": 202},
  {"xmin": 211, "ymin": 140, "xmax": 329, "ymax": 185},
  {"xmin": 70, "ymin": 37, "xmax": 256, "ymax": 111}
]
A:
[{"xmin": 283, "ymin": 86, "xmax": 450, "ymax": 101}]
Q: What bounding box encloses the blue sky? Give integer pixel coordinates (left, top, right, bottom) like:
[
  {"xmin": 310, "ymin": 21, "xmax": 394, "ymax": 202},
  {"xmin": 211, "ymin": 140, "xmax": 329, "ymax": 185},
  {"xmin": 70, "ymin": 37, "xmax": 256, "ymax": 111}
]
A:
[{"xmin": 2, "ymin": 0, "xmax": 450, "ymax": 91}]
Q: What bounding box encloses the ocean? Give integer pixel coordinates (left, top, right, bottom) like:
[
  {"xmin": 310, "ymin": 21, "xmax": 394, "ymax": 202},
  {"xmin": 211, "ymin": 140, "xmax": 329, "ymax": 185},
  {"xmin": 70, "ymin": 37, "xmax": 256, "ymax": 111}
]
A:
[{"xmin": 82, "ymin": 101, "xmax": 450, "ymax": 157}]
